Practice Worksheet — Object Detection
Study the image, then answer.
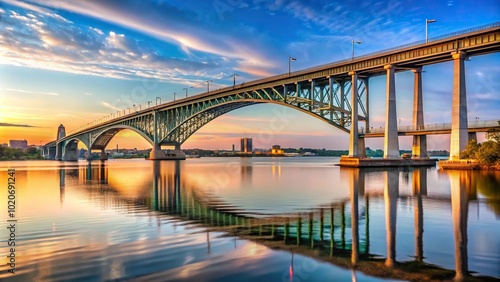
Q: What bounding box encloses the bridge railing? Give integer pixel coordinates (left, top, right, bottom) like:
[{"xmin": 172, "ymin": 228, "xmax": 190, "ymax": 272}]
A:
[
  {"xmin": 66, "ymin": 100, "xmax": 157, "ymax": 135},
  {"xmin": 362, "ymin": 120, "xmax": 500, "ymax": 134}
]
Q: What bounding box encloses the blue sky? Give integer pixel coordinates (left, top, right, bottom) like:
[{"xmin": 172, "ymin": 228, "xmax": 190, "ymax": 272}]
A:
[{"xmin": 0, "ymin": 0, "xmax": 499, "ymax": 150}]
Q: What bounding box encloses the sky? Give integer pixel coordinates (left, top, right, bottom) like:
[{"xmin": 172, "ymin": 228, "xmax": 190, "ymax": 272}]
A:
[{"xmin": 0, "ymin": 0, "xmax": 499, "ymax": 151}]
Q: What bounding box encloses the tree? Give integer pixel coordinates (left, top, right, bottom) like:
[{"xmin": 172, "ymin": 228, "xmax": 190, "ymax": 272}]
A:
[
  {"xmin": 485, "ymin": 120, "xmax": 500, "ymax": 143},
  {"xmin": 476, "ymin": 141, "xmax": 500, "ymax": 165},
  {"xmin": 24, "ymin": 147, "xmax": 38, "ymax": 155},
  {"xmin": 461, "ymin": 140, "xmax": 481, "ymax": 159}
]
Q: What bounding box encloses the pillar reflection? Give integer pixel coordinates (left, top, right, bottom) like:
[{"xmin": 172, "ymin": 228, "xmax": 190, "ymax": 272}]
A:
[
  {"xmin": 449, "ymin": 171, "xmax": 469, "ymax": 280},
  {"xmin": 412, "ymin": 168, "xmax": 427, "ymax": 262},
  {"xmin": 349, "ymin": 168, "xmax": 360, "ymax": 265},
  {"xmin": 384, "ymin": 168, "xmax": 399, "ymax": 267}
]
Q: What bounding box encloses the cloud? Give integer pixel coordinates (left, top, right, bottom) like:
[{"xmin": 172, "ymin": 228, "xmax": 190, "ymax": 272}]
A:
[
  {"xmin": 101, "ymin": 101, "xmax": 122, "ymax": 111},
  {"xmin": 0, "ymin": 122, "xmax": 36, "ymax": 127},
  {"xmin": 2, "ymin": 88, "xmax": 60, "ymax": 96},
  {"xmin": 3, "ymin": 0, "xmax": 279, "ymax": 78}
]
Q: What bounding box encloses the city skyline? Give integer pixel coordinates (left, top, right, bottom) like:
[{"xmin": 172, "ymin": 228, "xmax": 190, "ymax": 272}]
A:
[{"xmin": 1, "ymin": 0, "xmax": 499, "ymax": 150}]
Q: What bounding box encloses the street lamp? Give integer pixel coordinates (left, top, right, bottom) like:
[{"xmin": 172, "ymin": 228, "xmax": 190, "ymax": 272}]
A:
[
  {"xmin": 148, "ymin": 100, "xmax": 152, "ymax": 107},
  {"xmin": 133, "ymin": 104, "xmax": 136, "ymax": 112},
  {"xmin": 352, "ymin": 40, "xmax": 361, "ymax": 60},
  {"xmin": 156, "ymin": 96, "xmax": 161, "ymax": 105},
  {"xmin": 231, "ymin": 74, "xmax": 239, "ymax": 87},
  {"xmin": 183, "ymin": 88, "xmax": 188, "ymax": 97},
  {"xmin": 206, "ymin": 80, "xmax": 212, "ymax": 93},
  {"xmin": 173, "ymin": 92, "xmax": 176, "ymax": 101},
  {"xmin": 426, "ymin": 19, "xmax": 436, "ymax": 43},
  {"xmin": 288, "ymin": 57, "xmax": 296, "ymax": 76}
]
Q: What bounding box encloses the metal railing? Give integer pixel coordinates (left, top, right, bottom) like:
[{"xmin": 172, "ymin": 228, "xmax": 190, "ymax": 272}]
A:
[{"xmin": 362, "ymin": 120, "xmax": 500, "ymax": 134}]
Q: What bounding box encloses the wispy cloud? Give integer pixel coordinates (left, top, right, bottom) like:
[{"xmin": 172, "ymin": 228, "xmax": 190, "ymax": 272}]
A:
[
  {"xmin": 101, "ymin": 101, "xmax": 122, "ymax": 111},
  {"xmin": 0, "ymin": 122, "xmax": 36, "ymax": 127},
  {"xmin": 2, "ymin": 88, "xmax": 60, "ymax": 96}
]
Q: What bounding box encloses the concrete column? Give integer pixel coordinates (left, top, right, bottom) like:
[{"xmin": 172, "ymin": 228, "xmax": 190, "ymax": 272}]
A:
[
  {"xmin": 348, "ymin": 71, "xmax": 359, "ymax": 157},
  {"xmin": 449, "ymin": 51, "xmax": 468, "ymax": 160},
  {"xmin": 412, "ymin": 67, "xmax": 427, "ymax": 158},
  {"xmin": 450, "ymin": 171, "xmax": 469, "ymax": 280},
  {"xmin": 383, "ymin": 65, "xmax": 400, "ymax": 159},
  {"xmin": 55, "ymin": 143, "xmax": 63, "ymax": 161},
  {"xmin": 85, "ymin": 151, "xmax": 93, "ymax": 161},
  {"xmin": 364, "ymin": 78, "xmax": 370, "ymax": 133},
  {"xmin": 384, "ymin": 169, "xmax": 399, "ymax": 267},
  {"xmin": 99, "ymin": 149, "xmax": 108, "ymax": 161}
]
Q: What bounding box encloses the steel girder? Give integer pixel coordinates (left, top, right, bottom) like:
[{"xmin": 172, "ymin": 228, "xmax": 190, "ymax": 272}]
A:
[{"xmin": 59, "ymin": 78, "xmax": 367, "ymax": 149}]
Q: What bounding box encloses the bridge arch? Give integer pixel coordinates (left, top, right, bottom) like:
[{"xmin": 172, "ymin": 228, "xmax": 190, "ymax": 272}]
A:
[
  {"xmin": 90, "ymin": 124, "xmax": 154, "ymax": 150},
  {"xmin": 162, "ymin": 98, "xmax": 350, "ymax": 145}
]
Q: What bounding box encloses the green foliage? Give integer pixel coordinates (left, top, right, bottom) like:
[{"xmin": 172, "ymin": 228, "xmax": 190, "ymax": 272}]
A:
[
  {"xmin": 461, "ymin": 127, "xmax": 500, "ymax": 165},
  {"xmin": 0, "ymin": 147, "xmax": 42, "ymax": 160},
  {"xmin": 461, "ymin": 139, "xmax": 481, "ymax": 159},
  {"xmin": 485, "ymin": 120, "xmax": 500, "ymax": 143},
  {"xmin": 475, "ymin": 141, "xmax": 500, "ymax": 165}
]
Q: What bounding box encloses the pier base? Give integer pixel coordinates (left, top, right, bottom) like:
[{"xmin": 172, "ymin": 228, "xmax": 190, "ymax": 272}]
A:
[
  {"xmin": 148, "ymin": 145, "xmax": 186, "ymax": 160},
  {"xmin": 339, "ymin": 157, "xmax": 437, "ymax": 168}
]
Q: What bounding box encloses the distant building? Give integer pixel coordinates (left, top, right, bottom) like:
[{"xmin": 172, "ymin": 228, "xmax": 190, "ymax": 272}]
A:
[
  {"xmin": 9, "ymin": 140, "xmax": 28, "ymax": 149},
  {"xmin": 1, "ymin": 143, "xmax": 8, "ymax": 147},
  {"xmin": 271, "ymin": 145, "xmax": 284, "ymax": 155},
  {"xmin": 240, "ymin": 137, "xmax": 253, "ymax": 153}
]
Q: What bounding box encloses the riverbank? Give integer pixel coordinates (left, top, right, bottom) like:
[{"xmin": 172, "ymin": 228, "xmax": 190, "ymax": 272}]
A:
[{"xmin": 438, "ymin": 159, "xmax": 500, "ymax": 170}]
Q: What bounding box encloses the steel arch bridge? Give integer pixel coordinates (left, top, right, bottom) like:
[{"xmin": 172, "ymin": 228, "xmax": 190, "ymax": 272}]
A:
[
  {"xmin": 52, "ymin": 78, "xmax": 368, "ymax": 161},
  {"xmin": 43, "ymin": 22, "xmax": 499, "ymax": 161}
]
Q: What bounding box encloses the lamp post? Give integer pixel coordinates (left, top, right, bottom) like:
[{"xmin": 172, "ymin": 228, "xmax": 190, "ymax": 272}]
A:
[
  {"xmin": 206, "ymin": 80, "xmax": 212, "ymax": 93},
  {"xmin": 352, "ymin": 40, "xmax": 361, "ymax": 60},
  {"xmin": 183, "ymin": 88, "xmax": 188, "ymax": 97},
  {"xmin": 133, "ymin": 104, "xmax": 136, "ymax": 112},
  {"xmin": 173, "ymin": 92, "xmax": 176, "ymax": 101},
  {"xmin": 156, "ymin": 97, "xmax": 161, "ymax": 105},
  {"xmin": 288, "ymin": 57, "xmax": 296, "ymax": 76},
  {"xmin": 426, "ymin": 19, "xmax": 436, "ymax": 43},
  {"xmin": 231, "ymin": 74, "xmax": 239, "ymax": 88},
  {"xmin": 148, "ymin": 100, "xmax": 152, "ymax": 108}
]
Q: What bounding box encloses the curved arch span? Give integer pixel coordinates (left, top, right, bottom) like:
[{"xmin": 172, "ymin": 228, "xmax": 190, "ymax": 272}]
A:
[
  {"xmin": 162, "ymin": 98, "xmax": 350, "ymax": 145},
  {"xmin": 91, "ymin": 125, "xmax": 154, "ymax": 150}
]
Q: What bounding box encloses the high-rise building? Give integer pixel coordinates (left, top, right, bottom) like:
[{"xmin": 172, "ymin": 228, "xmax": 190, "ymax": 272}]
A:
[
  {"xmin": 9, "ymin": 140, "xmax": 28, "ymax": 149},
  {"xmin": 240, "ymin": 137, "xmax": 253, "ymax": 153}
]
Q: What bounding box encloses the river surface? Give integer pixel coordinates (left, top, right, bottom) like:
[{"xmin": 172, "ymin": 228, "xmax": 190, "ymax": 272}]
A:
[{"xmin": 0, "ymin": 157, "xmax": 499, "ymax": 281}]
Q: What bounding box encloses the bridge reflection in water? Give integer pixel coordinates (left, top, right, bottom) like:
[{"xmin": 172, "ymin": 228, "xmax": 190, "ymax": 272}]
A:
[{"xmin": 73, "ymin": 161, "xmax": 498, "ymax": 281}]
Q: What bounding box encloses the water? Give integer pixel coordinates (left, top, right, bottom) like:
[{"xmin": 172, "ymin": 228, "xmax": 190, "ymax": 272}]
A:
[{"xmin": 0, "ymin": 157, "xmax": 499, "ymax": 281}]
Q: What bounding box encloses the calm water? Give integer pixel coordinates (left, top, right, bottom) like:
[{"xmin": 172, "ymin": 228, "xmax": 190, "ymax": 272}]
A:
[{"xmin": 0, "ymin": 157, "xmax": 499, "ymax": 281}]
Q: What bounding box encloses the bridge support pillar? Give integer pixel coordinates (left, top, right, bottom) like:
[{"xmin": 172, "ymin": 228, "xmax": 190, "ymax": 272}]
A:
[
  {"xmin": 412, "ymin": 67, "xmax": 427, "ymax": 158},
  {"xmin": 62, "ymin": 141, "xmax": 78, "ymax": 161},
  {"xmin": 55, "ymin": 143, "xmax": 63, "ymax": 161},
  {"xmin": 468, "ymin": 132, "xmax": 477, "ymax": 143},
  {"xmin": 383, "ymin": 65, "xmax": 400, "ymax": 159},
  {"xmin": 348, "ymin": 71, "xmax": 359, "ymax": 157},
  {"xmin": 85, "ymin": 151, "xmax": 93, "ymax": 161},
  {"xmin": 100, "ymin": 149, "xmax": 108, "ymax": 161},
  {"xmin": 449, "ymin": 51, "xmax": 468, "ymax": 160}
]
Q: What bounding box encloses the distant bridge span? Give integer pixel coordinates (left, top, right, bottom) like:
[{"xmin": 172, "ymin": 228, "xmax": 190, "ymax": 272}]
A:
[{"xmin": 43, "ymin": 22, "xmax": 500, "ymax": 161}]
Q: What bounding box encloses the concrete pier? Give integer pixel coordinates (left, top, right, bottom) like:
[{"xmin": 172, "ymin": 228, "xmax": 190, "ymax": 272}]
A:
[
  {"xmin": 449, "ymin": 51, "xmax": 468, "ymax": 160},
  {"xmin": 348, "ymin": 71, "xmax": 359, "ymax": 157},
  {"xmin": 383, "ymin": 64, "xmax": 399, "ymax": 159},
  {"xmin": 412, "ymin": 67, "xmax": 427, "ymax": 158}
]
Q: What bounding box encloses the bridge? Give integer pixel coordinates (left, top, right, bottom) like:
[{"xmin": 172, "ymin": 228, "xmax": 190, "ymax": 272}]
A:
[{"xmin": 43, "ymin": 22, "xmax": 500, "ymax": 161}]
